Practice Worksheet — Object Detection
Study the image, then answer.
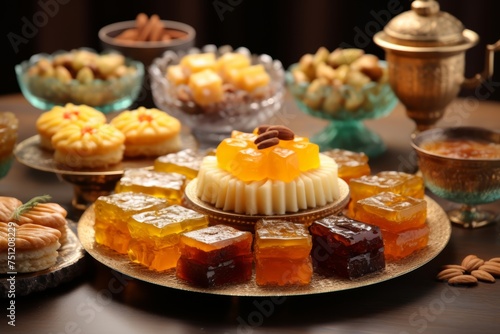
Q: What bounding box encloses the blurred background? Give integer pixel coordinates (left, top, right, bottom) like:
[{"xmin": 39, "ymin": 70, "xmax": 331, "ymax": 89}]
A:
[{"xmin": 2, "ymin": 0, "xmax": 500, "ymax": 100}]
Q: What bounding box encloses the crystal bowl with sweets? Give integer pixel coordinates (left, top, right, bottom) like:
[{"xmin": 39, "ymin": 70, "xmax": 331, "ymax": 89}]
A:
[
  {"xmin": 286, "ymin": 47, "xmax": 398, "ymax": 157},
  {"xmin": 16, "ymin": 48, "xmax": 144, "ymax": 113},
  {"xmin": 149, "ymin": 44, "xmax": 285, "ymax": 146}
]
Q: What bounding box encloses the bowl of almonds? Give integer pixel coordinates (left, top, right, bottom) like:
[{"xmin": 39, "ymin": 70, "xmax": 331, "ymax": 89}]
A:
[{"xmin": 98, "ymin": 13, "xmax": 196, "ymax": 67}]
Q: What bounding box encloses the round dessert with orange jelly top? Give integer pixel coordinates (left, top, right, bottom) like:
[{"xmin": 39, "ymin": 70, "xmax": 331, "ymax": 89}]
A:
[
  {"xmin": 196, "ymin": 125, "xmax": 340, "ymax": 215},
  {"xmin": 110, "ymin": 107, "xmax": 181, "ymax": 158},
  {"xmin": 36, "ymin": 103, "xmax": 107, "ymax": 150},
  {"xmin": 51, "ymin": 122, "xmax": 125, "ymax": 169}
]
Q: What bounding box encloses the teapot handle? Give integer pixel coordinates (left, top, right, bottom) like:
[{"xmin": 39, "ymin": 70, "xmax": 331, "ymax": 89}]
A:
[{"xmin": 462, "ymin": 39, "xmax": 500, "ymax": 89}]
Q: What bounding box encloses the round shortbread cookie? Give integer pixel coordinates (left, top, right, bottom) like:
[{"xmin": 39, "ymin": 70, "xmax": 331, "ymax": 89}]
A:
[
  {"xmin": 36, "ymin": 103, "xmax": 106, "ymax": 150},
  {"xmin": 0, "ymin": 223, "xmax": 61, "ymax": 273},
  {"xmin": 110, "ymin": 107, "xmax": 181, "ymax": 157}
]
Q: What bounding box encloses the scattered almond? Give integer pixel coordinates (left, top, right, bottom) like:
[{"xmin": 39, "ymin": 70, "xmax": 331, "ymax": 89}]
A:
[
  {"xmin": 441, "ymin": 264, "xmax": 466, "ymax": 272},
  {"xmin": 471, "ymin": 270, "xmax": 495, "ymax": 283},
  {"xmin": 483, "ymin": 261, "xmax": 500, "ymax": 268},
  {"xmin": 461, "ymin": 254, "xmax": 478, "ymax": 265},
  {"xmin": 479, "ymin": 264, "xmax": 500, "ymax": 277},
  {"xmin": 461, "ymin": 255, "xmax": 484, "ymax": 272},
  {"xmin": 439, "ymin": 254, "xmax": 500, "ymax": 288},
  {"xmin": 436, "ymin": 268, "xmax": 464, "ymax": 281},
  {"xmin": 448, "ymin": 275, "xmax": 478, "ymax": 286}
]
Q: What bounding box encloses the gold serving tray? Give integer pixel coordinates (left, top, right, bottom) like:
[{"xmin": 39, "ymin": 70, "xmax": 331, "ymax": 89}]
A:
[{"xmin": 77, "ymin": 196, "xmax": 451, "ymax": 297}]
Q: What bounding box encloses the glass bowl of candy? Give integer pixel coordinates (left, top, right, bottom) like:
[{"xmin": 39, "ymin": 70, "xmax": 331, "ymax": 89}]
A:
[
  {"xmin": 286, "ymin": 47, "xmax": 398, "ymax": 157},
  {"xmin": 0, "ymin": 111, "xmax": 19, "ymax": 179},
  {"xmin": 15, "ymin": 48, "xmax": 144, "ymax": 113},
  {"xmin": 149, "ymin": 44, "xmax": 286, "ymax": 147},
  {"xmin": 411, "ymin": 126, "xmax": 500, "ymax": 228}
]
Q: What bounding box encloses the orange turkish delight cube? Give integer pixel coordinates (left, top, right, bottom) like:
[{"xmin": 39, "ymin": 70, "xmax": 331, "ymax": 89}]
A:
[
  {"xmin": 353, "ymin": 192, "xmax": 429, "ymax": 260},
  {"xmin": 115, "ymin": 168, "xmax": 186, "ymax": 204},
  {"xmin": 267, "ymin": 147, "xmax": 299, "ymax": 182},
  {"xmin": 322, "ymin": 149, "xmax": 370, "ymax": 183},
  {"xmin": 350, "ymin": 171, "xmax": 424, "ymax": 203},
  {"xmin": 353, "ymin": 192, "xmax": 427, "ymax": 232},
  {"xmin": 348, "ymin": 171, "xmax": 424, "ymax": 216},
  {"xmin": 283, "ymin": 141, "xmax": 320, "ymax": 172},
  {"xmin": 216, "ymin": 138, "xmax": 250, "ymax": 171},
  {"xmin": 127, "ymin": 205, "xmax": 208, "ymax": 271},
  {"xmin": 94, "ymin": 192, "xmax": 169, "ymax": 254},
  {"xmin": 230, "ymin": 130, "xmax": 257, "ymax": 143},
  {"xmin": 254, "ymin": 219, "xmax": 312, "ymax": 286},
  {"xmin": 229, "ymin": 147, "xmax": 268, "ymax": 182},
  {"xmin": 176, "ymin": 224, "xmax": 253, "ymax": 287},
  {"xmin": 380, "ymin": 225, "xmax": 429, "ymax": 261}
]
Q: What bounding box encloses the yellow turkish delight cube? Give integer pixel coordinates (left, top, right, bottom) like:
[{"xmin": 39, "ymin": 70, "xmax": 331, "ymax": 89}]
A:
[
  {"xmin": 216, "ymin": 52, "xmax": 251, "ymax": 80},
  {"xmin": 115, "ymin": 168, "xmax": 186, "ymax": 204},
  {"xmin": 154, "ymin": 149, "xmax": 203, "ymax": 180},
  {"xmin": 127, "ymin": 205, "xmax": 209, "ymax": 271},
  {"xmin": 188, "ymin": 69, "xmax": 224, "ymax": 106},
  {"xmin": 166, "ymin": 65, "xmax": 188, "ymax": 85},
  {"xmin": 180, "ymin": 53, "xmax": 216, "ymax": 74},
  {"xmin": 235, "ymin": 64, "xmax": 270, "ymax": 92},
  {"xmin": 94, "ymin": 192, "xmax": 169, "ymax": 254}
]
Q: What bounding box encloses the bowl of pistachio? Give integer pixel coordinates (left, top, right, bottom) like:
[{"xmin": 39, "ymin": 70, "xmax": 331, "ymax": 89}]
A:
[
  {"xmin": 15, "ymin": 48, "xmax": 144, "ymax": 113},
  {"xmin": 286, "ymin": 47, "xmax": 398, "ymax": 157}
]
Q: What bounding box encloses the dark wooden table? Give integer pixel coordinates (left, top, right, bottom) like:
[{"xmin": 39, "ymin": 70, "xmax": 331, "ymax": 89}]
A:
[{"xmin": 1, "ymin": 93, "xmax": 499, "ymax": 334}]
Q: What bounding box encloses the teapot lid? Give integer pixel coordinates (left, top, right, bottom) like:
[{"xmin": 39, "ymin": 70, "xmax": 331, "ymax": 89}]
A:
[{"xmin": 374, "ymin": 0, "xmax": 479, "ymax": 52}]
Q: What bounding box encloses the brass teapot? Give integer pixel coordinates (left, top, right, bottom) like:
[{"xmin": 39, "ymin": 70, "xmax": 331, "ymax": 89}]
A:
[{"xmin": 374, "ymin": 0, "xmax": 500, "ymax": 132}]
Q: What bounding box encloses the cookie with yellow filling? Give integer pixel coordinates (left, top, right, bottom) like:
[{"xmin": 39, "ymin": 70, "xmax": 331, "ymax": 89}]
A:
[
  {"xmin": 110, "ymin": 107, "xmax": 181, "ymax": 158},
  {"xmin": 36, "ymin": 103, "xmax": 107, "ymax": 150},
  {"xmin": 0, "ymin": 222, "xmax": 61, "ymax": 273},
  {"xmin": 51, "ymin": 122, "xmax": 125, "ymax": 169}
]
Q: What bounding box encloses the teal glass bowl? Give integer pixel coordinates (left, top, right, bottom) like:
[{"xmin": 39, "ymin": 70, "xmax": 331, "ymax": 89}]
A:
[
  {"xmin": 286, "ymin": 61, "xmax": 398, "ymax": 157},
  {"xmin": 15, "ymin": 48, "xmax": 144, "ymax": 113}
]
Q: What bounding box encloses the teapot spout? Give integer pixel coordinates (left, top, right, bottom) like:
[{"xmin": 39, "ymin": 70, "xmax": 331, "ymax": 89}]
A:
[{"xmin": 462, "ymin": 39, "xmax": 500, "ymax": 90}]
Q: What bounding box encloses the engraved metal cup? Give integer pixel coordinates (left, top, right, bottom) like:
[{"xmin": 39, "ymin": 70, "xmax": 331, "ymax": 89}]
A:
[
  {"xmin": 374, "ymin": 0, "xmax": 500, "ymax": 133},
  {"xmin": 411, "ymin": 126, "xmax": 500, "ymax": 228}
]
